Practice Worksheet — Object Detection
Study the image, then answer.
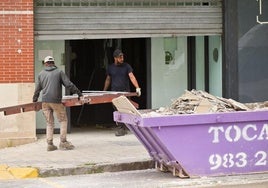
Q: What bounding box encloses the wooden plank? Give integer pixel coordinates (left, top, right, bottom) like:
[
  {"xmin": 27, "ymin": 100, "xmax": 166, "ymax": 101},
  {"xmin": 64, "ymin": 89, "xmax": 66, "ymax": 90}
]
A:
[
  {"xmin": 0, "ymin": 102, "xmax": 42, "ymax": 116},
  {"xmin": 62, "ymin": 92, "xmax": 138, "ymax": 107},
  {"xmin": 0, "ymin": 93, "xmax": 138, "ymax": 116},
  {"xmin": 3, "ymin": 108, "xmax": 21, "ymax": 116},
  {"xmin": 22, "ymin": 102, "xmax": 43, "ymax": 112}
]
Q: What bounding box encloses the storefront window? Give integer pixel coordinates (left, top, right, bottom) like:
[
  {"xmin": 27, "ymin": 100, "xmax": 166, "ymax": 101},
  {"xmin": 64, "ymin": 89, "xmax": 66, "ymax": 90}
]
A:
[{"xmin": 238, "ymin": 0, "xmax": 268, "ymax": 102}]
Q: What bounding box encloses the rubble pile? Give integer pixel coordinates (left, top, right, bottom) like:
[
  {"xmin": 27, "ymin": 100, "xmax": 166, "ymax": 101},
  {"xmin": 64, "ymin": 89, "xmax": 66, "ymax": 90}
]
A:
[{"xmin": 153, "ymin": 90, "xmax": 259, "ymax": 115}]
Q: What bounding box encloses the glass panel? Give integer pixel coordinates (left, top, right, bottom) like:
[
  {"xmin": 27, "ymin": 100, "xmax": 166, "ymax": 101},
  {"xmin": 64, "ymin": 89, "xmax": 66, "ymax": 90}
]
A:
[
  {"xmin": 151, "ymin": 37, "xmax": 188, "ymax": 108},
  {"xmin": 195, "ymin": 36, "xmax": 205, "ymax": 91},
  {"xmin": 238, "ymin": 0, "xmax": 268, "ymax": 102}
]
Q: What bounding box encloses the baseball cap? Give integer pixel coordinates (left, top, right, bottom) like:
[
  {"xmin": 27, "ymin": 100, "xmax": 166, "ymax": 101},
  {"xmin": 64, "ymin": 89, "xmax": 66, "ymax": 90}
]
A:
[
  {"xmin": 44, "ymin": 56, "xmax": 55, "ymax": 63},
  {"xmin": 113, "ymin": 49, "xmax": 123, "ymax": 57}
]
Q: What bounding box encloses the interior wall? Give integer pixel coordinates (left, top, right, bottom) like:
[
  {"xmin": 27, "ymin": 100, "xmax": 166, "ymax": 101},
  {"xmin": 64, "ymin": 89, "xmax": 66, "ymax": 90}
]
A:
[
  {"xmin": 69, "ymin": 39, "xmax": 111, "ymax": 126},
  {"xmin": 151, "ymin": 37, "xmax": 188, "ymax": 108}
]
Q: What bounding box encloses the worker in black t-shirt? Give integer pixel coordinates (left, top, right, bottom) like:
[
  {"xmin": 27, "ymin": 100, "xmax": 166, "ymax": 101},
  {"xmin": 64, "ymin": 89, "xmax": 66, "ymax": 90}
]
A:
[{"xmin": 103, "ymin": 49, "xmax": 141, "ymax": 136}]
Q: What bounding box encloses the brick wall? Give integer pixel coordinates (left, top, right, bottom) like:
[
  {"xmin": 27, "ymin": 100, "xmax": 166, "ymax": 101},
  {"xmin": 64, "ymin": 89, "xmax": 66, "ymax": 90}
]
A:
[{"xmin": 0, "ymin": 0, "xmax": 34, "ymax": 83}]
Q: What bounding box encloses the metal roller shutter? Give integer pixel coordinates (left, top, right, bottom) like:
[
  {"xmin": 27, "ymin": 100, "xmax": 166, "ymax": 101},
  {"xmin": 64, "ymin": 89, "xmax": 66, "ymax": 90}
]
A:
[{"xmin": 34, "ymin": 0, "xmax": 222, "ymax": 40}]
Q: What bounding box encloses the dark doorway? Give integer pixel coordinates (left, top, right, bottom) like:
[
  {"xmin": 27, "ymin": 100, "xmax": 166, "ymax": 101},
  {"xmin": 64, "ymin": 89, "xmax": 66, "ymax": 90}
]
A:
[
  {"xmin": 187, "ymin": 36, "xmax": 210, "ymax": 92},
  {"xmin": 66, "ymin": 39, "xmax": 147, "ymax": 127}
]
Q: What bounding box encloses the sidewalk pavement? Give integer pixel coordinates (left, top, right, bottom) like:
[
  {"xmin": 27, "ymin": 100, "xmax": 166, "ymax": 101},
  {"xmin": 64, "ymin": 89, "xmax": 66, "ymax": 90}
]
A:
[{"xmin": 0, "ymin": 126, "xmax": 154, "ymax": 179}]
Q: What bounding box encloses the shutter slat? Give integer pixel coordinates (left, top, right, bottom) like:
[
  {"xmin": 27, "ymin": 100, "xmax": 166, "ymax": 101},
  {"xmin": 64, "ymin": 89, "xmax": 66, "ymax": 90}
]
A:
[{"xmin": 34, "ymin": 1, "xmax": 222, "ymax": 40}]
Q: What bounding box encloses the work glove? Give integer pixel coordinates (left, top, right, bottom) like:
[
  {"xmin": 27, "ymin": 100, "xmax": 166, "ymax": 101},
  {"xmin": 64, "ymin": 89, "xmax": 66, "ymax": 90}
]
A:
[
  {"xmin": 79, "ymin": 95, "xmax": 91, "ymax": 105},
  {"xmin": 136, "ymin": 88, "xmax": 141, "ymax": 97},
  {"xmin": 79, "ymin": 95, "xmax": 87, "ymax": 105}
]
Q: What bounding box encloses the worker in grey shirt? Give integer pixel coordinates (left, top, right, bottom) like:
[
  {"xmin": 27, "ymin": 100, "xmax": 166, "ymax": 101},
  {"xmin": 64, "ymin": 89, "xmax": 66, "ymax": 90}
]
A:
[{"xmin": 33, "ymin": 56, "xmax": 83, "ymax": 151}]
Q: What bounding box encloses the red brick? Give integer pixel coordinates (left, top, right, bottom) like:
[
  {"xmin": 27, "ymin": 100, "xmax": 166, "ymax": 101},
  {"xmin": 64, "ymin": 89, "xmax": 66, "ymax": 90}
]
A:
[{"xmin": 0, "ymin": 0, "xmax": 34, "ymax": 83}]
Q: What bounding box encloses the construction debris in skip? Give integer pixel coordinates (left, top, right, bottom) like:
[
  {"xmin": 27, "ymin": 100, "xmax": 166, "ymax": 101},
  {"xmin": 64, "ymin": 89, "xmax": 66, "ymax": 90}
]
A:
[{"xmin": 145, "ymin": 90, "xmax": 268, "ymax": 116}]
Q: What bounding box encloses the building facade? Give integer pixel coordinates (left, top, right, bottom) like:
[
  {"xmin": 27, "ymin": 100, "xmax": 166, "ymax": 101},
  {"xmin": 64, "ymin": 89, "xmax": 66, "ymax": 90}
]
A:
[
  {"xmin": 0, "ymin": 0, "xmax": 267, "ymax": 147},
  {"xmin": 0, "ymin": 0, "xmax": 36, "ymax": 147}
]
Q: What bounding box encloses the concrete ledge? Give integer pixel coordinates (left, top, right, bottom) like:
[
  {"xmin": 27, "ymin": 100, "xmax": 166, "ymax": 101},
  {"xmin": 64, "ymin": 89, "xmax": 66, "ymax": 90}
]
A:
[
  {"xmin": 0, "ymin": 160, "xmax": 154, "ymax": 179},
  {"xmin": 39, "ymin": 160, "xmax": 155, "ymax": 177}
]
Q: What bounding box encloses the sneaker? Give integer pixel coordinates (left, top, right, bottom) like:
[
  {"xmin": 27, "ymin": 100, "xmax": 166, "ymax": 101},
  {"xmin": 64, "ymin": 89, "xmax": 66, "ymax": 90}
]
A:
[
  {"xmin": 47, "ymin": 144, "xmax": 57, "ymax": 151},
  {"xmin": 115, "ymin": 127, "xmax": 127, "ymax": 136},
  {"xmin": 59, "ymin": 141, "xmax": 75, "ymax": 150}
]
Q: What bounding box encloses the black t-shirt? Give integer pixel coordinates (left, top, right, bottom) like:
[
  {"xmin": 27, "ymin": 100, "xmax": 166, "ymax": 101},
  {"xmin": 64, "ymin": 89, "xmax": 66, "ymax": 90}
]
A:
[{"xmin": 107, "ymin": 63, "xmax": 133, "ymax": 91}]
